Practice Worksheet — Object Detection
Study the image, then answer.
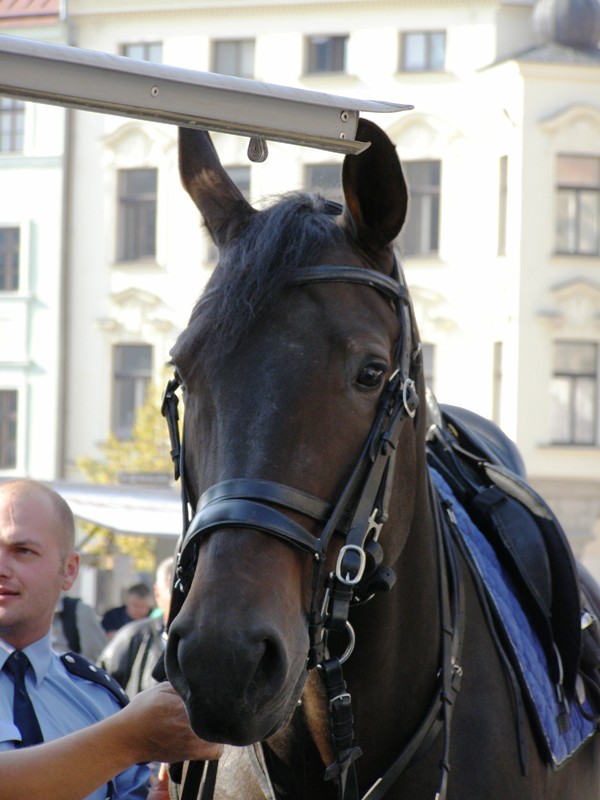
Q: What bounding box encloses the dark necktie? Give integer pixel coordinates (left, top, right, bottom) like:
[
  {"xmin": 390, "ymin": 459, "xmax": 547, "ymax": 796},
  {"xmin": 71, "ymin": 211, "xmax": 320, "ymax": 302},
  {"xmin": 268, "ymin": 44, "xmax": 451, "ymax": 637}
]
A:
[{"xmin": 2, "ymin": 650, "xmax": 44, "ymax": 747}]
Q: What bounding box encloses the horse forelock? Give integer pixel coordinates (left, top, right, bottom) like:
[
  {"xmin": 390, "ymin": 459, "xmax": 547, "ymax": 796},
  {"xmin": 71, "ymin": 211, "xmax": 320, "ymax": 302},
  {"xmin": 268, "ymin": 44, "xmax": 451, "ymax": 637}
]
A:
[{"xmin": 174, "ymin": 191, "xmax": 348, "ymax": 371}]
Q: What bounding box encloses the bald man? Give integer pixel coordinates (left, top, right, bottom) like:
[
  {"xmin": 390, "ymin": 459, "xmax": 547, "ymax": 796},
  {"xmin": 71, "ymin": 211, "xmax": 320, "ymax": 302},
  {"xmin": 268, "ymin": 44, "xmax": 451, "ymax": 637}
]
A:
[{"xmin": 0, "ymin": 479, "xmax": 150, "ymax": 799}]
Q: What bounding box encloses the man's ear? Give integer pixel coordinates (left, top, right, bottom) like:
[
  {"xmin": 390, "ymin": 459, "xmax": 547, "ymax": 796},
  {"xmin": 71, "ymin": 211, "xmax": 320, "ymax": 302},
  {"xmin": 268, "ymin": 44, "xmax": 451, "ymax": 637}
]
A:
[{"xmin": 62, "ymin": 551, "xmax": 80, "ymax": 591}]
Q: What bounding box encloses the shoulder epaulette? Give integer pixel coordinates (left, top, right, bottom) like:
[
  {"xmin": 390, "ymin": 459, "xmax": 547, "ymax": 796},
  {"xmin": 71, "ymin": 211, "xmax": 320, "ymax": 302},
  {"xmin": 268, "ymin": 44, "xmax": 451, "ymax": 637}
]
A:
[{"xmin": 60, "ymin": 651, "xmax": 130, "ymax": 708}]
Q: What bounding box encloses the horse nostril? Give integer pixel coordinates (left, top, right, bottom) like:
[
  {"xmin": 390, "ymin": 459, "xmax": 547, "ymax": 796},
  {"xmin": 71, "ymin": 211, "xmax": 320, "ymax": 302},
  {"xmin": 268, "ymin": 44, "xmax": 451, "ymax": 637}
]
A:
[{"xmin": 246, "ymin": 634, "xmax": 286, "ymax": 705}]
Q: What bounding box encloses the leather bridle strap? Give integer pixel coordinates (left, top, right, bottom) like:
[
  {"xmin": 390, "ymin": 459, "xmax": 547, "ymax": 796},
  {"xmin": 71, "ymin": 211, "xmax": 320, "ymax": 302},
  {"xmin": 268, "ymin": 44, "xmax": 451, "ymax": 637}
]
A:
[
  {"xmin": 287, "ymin": 265, "xmax": 407, "ymax": 303},
  {"xmin": 358, "ymin": 479, "xmax": 464, "ymax": 800}
]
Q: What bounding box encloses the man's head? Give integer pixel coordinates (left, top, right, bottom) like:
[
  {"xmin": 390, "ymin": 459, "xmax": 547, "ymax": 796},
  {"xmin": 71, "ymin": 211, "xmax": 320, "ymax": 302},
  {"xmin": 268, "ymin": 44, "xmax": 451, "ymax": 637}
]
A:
[
  {"xmin": 154, "ymin": 556, "xmax": 173, "ymax": 620},
  {"xmin": 125, "ymin": 583, "xmax": 154, "ymax": 620},
  {"xmin": 0, "ymin": 479, "xmax": 79, "ymax": 649}
]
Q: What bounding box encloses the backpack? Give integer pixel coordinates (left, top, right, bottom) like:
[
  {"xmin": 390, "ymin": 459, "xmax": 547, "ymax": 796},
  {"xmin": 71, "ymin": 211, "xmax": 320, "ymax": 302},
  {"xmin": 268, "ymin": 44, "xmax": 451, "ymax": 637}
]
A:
[{"xmin": 61, "ymin": 596, "xmax": 81, "ymax": 654}]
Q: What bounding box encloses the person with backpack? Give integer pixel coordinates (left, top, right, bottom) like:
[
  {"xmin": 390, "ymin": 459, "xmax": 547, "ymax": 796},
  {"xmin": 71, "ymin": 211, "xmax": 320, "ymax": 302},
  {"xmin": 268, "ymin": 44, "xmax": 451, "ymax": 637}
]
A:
[
  {"xmin": 52, "ymin": 594, "xmax": 107, "ymax": 661},
  {"xmin": 98, "ymin": 557, "xmax": 172, "ymax": 696}
]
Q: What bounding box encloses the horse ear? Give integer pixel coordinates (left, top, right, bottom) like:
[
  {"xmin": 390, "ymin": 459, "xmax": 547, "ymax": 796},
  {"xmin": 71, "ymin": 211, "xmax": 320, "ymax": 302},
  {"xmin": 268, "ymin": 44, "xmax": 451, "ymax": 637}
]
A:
[
  {"xmin": 178, "ymin": 127, "xmax": 256, "ymax": 248},
  {"xmin": 341, "ymin": 119, "xmax": 408, "ymax": 251}
]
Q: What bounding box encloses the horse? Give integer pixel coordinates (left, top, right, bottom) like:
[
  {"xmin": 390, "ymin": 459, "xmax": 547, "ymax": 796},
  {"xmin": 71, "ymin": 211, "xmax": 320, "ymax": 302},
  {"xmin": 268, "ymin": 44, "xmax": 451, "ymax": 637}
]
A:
[{"xmin": 162, "ymin": 118, "xmax": 600, "ymax": 799}]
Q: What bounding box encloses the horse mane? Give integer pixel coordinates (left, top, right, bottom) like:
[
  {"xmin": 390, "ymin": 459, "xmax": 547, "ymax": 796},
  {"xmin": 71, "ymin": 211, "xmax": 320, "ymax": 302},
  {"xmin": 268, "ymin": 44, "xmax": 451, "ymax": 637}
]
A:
[{"xmin": 177, "ymin": 191, "xmax": 347, "ymax": 368}]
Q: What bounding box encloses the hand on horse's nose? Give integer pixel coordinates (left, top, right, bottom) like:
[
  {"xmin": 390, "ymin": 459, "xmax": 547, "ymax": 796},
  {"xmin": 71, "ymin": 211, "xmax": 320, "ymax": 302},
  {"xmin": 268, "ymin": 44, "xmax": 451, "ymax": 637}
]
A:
[{"xmin": 165, "ymin": 613, "xmax": 299, "ymax": 745}]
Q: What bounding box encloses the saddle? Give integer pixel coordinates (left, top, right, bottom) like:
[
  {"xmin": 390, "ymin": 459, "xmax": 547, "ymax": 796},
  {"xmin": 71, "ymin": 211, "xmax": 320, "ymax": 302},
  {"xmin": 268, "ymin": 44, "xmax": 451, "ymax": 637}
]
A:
[{"xmin": 425, "ymin": 394, "xmax": 590, "ymax": 708}]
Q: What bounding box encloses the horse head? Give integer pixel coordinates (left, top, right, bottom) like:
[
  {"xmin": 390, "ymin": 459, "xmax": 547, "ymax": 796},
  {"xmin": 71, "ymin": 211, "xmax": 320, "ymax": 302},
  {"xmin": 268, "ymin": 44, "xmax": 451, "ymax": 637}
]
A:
[{"xmin": 165, "ymin": 120, "xmax": 429, "ymax": 749}]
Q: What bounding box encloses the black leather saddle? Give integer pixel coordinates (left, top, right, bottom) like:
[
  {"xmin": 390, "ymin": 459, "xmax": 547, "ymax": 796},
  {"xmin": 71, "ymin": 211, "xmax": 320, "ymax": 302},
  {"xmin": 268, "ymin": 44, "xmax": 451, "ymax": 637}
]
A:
[{"xmin": 426, "ymin": 395, "xmax": 582, "ymax": 702}]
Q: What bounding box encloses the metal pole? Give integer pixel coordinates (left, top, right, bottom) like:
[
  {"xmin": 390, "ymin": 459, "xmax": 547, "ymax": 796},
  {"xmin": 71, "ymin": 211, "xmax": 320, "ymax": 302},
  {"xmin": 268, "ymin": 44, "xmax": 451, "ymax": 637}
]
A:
[{"xmin": 0, "ymin": 34, "xmax": 412, "ymax": 154}]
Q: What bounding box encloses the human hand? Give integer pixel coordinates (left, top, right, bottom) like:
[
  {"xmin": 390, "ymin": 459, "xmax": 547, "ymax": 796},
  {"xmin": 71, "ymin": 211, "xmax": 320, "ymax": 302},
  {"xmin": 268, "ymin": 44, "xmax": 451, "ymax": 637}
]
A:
[
  {"xmin": 122, "ymin": 682, "xmax": 223, "ymax": 765},
  {"xmin": 146, "ymin": 763, "xmax": 171, "ymax": 800}
]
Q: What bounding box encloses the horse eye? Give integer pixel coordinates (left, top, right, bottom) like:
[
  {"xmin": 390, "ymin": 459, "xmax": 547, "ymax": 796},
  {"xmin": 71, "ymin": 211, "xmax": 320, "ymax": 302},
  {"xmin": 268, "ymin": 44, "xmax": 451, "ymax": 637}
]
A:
[{"xmin": 356, "ymin": 362, "xmax": 387, "ymax": 390}]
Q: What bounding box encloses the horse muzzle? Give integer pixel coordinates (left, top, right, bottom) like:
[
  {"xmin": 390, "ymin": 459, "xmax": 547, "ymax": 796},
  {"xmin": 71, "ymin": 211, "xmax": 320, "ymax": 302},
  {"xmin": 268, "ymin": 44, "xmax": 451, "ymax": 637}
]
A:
[{"xmin": 164, "ymin": 525, "xmax": 311, "ymax": 745}]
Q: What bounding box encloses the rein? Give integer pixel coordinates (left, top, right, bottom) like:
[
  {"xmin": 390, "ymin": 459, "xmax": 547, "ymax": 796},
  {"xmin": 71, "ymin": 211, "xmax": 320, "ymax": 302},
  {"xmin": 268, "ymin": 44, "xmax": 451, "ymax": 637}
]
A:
[{"xmin": 161, "ymin": 260, "xmax": 464, "ymax": 800}]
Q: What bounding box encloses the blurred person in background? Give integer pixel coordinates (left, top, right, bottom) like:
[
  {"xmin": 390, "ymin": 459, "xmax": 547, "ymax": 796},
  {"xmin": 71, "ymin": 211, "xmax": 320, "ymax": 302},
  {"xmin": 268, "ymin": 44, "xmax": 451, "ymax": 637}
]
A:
[
  {"xmin": 101, "ymin": 582, "xmax": 154, "ymax": 640},
  {"xmin": 52, "ymin": 593, "xmax": 107, "ymax": 661},
  {"xmin": 99, "ymin": 557, "xmax": 173, "ymax": 696}
]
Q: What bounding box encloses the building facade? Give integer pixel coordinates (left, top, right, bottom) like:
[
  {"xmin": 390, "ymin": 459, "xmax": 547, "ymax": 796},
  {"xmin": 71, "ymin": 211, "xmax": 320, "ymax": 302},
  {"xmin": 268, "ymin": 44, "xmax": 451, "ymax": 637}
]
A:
[
  {"xmin": 1, "ymin": 0, "xmax": 599, "ymax": 578},
  {"xmin": 0, "ymin": 0, "xmax": 69, "ymax": 478}
]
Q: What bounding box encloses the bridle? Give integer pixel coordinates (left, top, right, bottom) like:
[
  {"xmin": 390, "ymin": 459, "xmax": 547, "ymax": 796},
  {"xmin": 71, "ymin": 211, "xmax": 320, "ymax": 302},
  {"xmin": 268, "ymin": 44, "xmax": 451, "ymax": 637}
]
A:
[{"xmin": 161, "ymin": 258, "xmax": 463, "ymax": 800}]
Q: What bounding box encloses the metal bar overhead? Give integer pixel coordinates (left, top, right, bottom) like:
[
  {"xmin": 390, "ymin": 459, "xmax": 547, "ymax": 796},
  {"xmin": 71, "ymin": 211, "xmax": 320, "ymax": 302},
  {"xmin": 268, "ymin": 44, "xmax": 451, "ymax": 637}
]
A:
[{"xmin": 0, "ymin": 34, "xmax": 412, "ymax": 154}]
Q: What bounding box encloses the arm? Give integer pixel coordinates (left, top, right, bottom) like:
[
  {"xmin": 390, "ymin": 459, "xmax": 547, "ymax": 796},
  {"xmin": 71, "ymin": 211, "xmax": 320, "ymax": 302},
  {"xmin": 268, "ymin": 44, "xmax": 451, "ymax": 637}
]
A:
[{"xmin": 0, "ymin": 683, "xmax": 223, "ymax": 800}]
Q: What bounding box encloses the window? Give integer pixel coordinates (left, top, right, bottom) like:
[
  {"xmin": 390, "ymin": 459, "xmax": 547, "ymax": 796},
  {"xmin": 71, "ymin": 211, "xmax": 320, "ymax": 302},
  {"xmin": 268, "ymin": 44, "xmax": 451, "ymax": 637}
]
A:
[
  {"xmin": 400, "ymin": 32, "xmax": 445, "ymax": 72},
  {"xmin": 227, "ymin": 166, "xmax": 251, "ymax": 200},
  {"xmin": 206, "ymin": 166, "xmax": 251, "ymax": 262},
  {"xmin": 117, "ymin": 169, "xmax": 157, "ymax": 262},
  {"xmin": 498, "ymin": 156, "xmax": 508, "ymax": 256},
  {"xmin": 422, "ymin": 343, "xmax": 435, "ymax": 391},
  {"xmin": 401, "ymin": 160, "xmax": 441, "ymax": 256},
  {"xmin": 0, "ymin": 98, "xmax": 25, "ymax": 153},
  {"xmin": 492, "ymin": 341, "xmax": 503, "ymax": 424},
  {"xmin": 121, "ymin": 42, "xmax": 162, "ymax": 63},
  {"xmin": 556, "ymin": 156, "xmax": 600, "ymax": 256},
  {"xmin": 0, "ymin": 228, "xmax": 19, "ymax": 291},
  {"xmin": 306, "ymin": 35, "xmax": 348, "ymax": 74},
  {"xmin": 211, "ymin": 40, "xmax": 255, "ymax": 79},
  {"xmin": 0, "ymin": 390, "xmax": 17, "ymax": 469},
  {"xmin": 304, "ymin": 163, "xmax": 343, "ymax": 206},
  {"xmin": 113, "ymin": 345, "xmax": 152, "ymax": 440},
  {"xmin": 550, "ymin": 341, "xmax": 598, "ymax": 445}
]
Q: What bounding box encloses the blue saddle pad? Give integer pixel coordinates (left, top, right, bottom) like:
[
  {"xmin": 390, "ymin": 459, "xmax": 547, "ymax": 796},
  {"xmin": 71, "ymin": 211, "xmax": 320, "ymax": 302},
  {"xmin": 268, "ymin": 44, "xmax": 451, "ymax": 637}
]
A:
[{"xmin": 431, "ymin": 467, "xmax": 597, "ymax": 767}]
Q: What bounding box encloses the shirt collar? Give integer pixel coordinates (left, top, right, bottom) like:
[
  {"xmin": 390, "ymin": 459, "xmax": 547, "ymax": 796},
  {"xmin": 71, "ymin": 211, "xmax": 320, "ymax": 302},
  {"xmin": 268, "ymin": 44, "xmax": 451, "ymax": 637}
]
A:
[{"xmin": 0, "ymin": 633, "xmax": 53, "ymax": 686}]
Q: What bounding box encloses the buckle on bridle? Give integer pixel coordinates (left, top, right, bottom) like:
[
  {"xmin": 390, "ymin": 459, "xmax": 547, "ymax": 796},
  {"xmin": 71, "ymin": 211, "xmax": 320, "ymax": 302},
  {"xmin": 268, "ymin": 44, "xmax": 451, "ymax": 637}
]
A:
[
  {"xmin": 336, "ymin": 544, "xmax": 367, "ymax": 586},
  {"xmin": 402, "ymin": 378, "xmax": 418, "ymax": 418}
]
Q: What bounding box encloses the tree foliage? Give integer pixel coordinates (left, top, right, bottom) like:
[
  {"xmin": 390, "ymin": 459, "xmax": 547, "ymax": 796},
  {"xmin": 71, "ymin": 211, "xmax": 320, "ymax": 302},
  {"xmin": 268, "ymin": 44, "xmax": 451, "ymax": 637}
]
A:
[
  {"xmin": 77, "ymin": 381, "xmax": 172, "ymax": 483},
  {"xmin": 76, "ymin": 380, "xmax": 174, "ymax": 571}
]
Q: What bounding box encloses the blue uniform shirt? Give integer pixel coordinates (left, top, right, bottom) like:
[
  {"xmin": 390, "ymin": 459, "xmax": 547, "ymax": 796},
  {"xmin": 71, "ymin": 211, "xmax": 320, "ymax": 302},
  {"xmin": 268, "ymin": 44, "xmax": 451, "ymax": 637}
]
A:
[{"xmin": 0, "ymin": 633, "xmax": 150, "ymax": 799}]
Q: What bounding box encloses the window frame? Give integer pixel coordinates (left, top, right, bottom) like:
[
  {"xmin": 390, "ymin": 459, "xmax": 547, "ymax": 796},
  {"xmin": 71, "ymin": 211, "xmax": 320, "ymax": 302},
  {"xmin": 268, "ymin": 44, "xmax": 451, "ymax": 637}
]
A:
[
  {"xmin": 498, "ymin": 156, "xmax": 508, "ymax": 257},
  {"xmin": 0, "ymin": 227, "xmax": 20, "ymax": 291},
  {"xmin": 121, "ymin": 42, "xmax": 163, "ymax": 63},
  {"xmin": 492, "ymin": 341, "xmax": 503, "ymax": 424},
  {"xmin": 0, "ymin": 389, "xmax": 17, "ymax": 469},
  {"xmin": 399, "ymin": 31, "xmax": 446, "ymax": 73},
  {"xmin": 211, "ymin": 39, "xmax": 255, "ymax": 79},
  {"xmin": 116, "ymin": 168, "xmax": 158, "ymax": 263},
  {"xmin": 555, "ymin": 154, "xmax": 600, "ymax": 257},
  {"xmin": 305, "ymin": 35, "xmax": 348, "ymax": 75},
  {"xmin": 304, "ymin": 162, "xmax": 343, "ymax": 206},
  {"xmin": 0, "ymin": 97, "xmax": 25, "ymax": 154},
  {"xmin": 549, "ymin": 340, "xmax": 599, "ymax": 446},
  {"xmin": 421, "ymin": 343, "xmax": 435, "ymax": 392},
  {"xmin": 400, "ymin": 159, "xmax": 441, "ymax": 257},
  {"xmin": 112, "ymin": 344, "xmax": 153, "ymax": 441}
]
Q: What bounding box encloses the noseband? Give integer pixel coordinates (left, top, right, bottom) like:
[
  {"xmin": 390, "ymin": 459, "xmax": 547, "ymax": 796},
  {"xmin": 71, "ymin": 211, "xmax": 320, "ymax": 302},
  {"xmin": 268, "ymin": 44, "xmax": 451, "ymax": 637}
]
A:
[{"xmin": 162, "ymin": 260, "xmax": 462, "ymax": 800}]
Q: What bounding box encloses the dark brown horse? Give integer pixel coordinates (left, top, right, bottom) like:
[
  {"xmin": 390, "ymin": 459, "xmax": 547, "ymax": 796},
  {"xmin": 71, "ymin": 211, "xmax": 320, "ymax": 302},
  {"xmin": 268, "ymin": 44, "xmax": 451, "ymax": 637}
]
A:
[{"xmin": 164, "ymin": 119, "xmax": 600, "ymax": 799}]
